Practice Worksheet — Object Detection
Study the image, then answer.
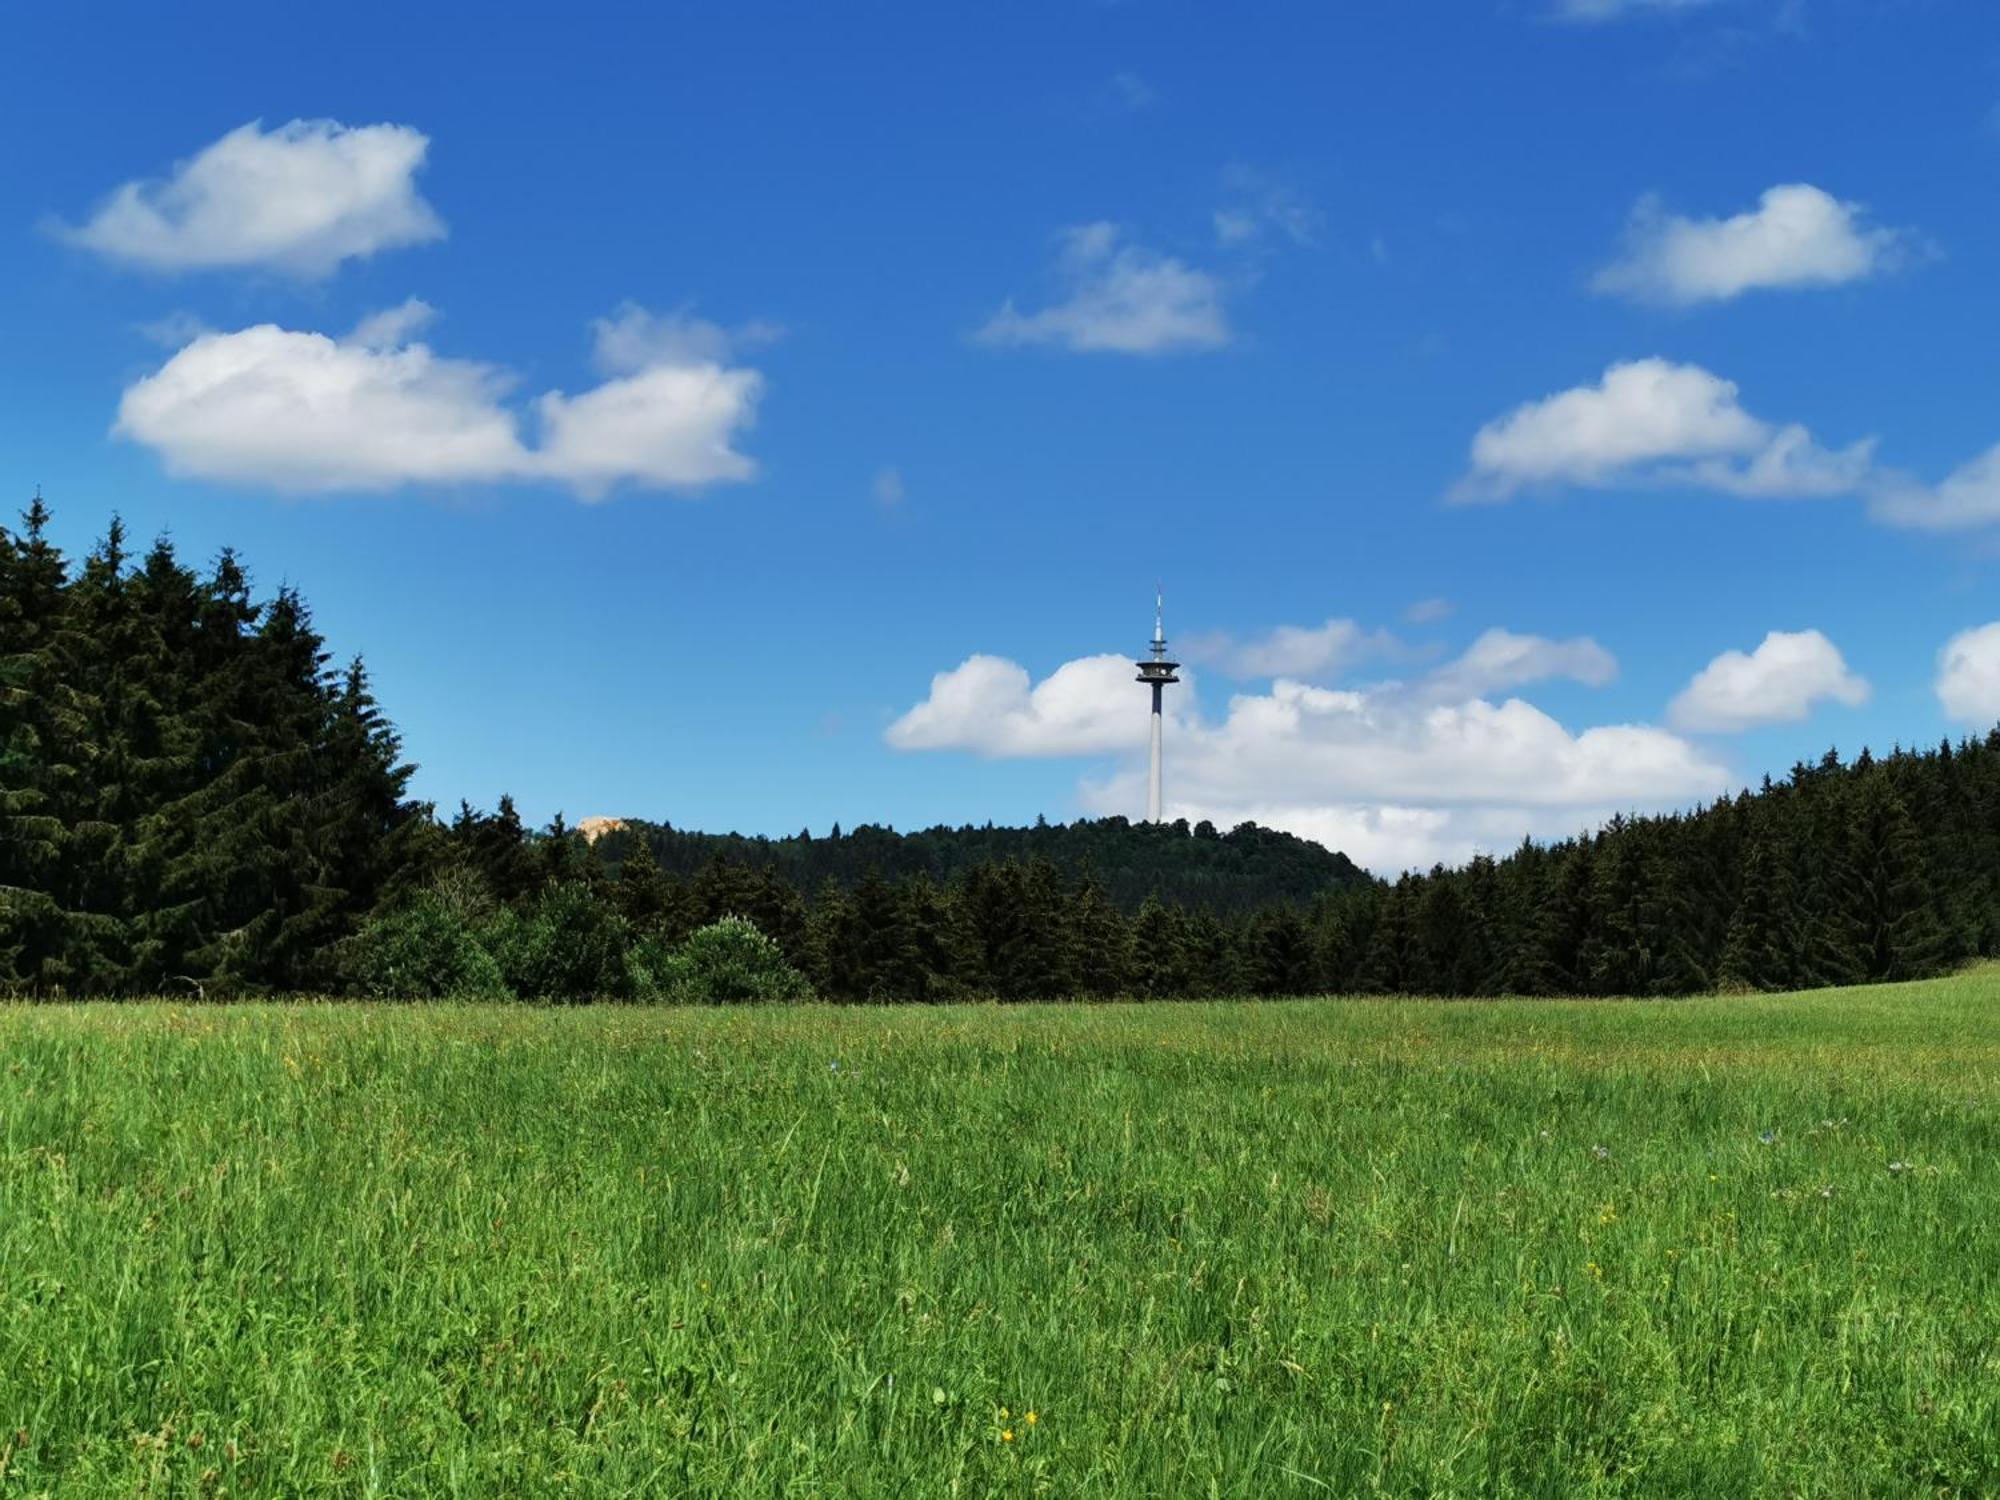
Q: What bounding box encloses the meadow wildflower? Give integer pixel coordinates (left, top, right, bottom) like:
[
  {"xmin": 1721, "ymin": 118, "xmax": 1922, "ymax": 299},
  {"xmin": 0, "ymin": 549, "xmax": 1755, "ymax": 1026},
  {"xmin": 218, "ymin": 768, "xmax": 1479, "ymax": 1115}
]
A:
[
  {"xmin": 1025, "ymin": 1410, "xmax": 1037, "ymax": 1426},
  {"xmin": 1758, "ymin": 1130, "xmax": 1777, "ymax": 1146},
  {"xmin": 1887, "ymin": 1160, "xmax": 1910, "ymax": 1176},
  {"xmin": 1002, "ymin": 1429, "xmax": 1015, "ymax": 1443},
  {"xmin": 1590, "ymin": 1145, "xmax": 1610, "ymax": 1162}
]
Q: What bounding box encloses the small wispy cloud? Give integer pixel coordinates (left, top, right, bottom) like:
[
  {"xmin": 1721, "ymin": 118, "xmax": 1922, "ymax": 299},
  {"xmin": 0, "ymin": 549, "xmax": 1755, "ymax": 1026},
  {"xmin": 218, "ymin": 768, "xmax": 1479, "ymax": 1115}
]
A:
[
  {"xmin": 1547, "ymin": 0, "xmax": 1722, "ymax": 22},
  {"xmin": 1099, "ymin": 71, "xmax": 1157, "ymax": 113},
  {"xmin": 589, "ymin": 302, "xmax": 783, "ymax": 374},
  {"xmin": 136, "ymin": 310, "xmax": 213, "ymax": 347},
  {"xmin": 1214, "ymin": 165, "xmax": 1322, "ymax": 248},
  {"xmin": 977, "ymin": 223, "xmax": 1229, "ymax": 356},
  {"xmin": 1180, "ymin": 618, "xmax": 1403, "ymax": 681},
  {"xmin": 346, "ymin": 297, "xmax": 437, "ymax": 350}
]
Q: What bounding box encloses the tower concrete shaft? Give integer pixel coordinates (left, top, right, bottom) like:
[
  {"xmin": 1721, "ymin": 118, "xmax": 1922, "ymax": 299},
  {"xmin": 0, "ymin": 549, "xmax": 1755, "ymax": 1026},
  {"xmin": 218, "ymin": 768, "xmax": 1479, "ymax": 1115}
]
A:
[
  {"xmin": 1148, "ymin": 681, "xmax": 1166, "ymax": 822},
  {"xmin": 1134, "ymin": 589, "xmax": 1180, "ymax": 824}
]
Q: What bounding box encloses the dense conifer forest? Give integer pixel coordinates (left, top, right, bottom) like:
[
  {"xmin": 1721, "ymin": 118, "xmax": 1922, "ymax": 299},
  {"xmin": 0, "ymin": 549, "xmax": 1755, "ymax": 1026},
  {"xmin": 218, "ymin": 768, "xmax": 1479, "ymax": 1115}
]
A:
[{"xmin": 1, "ymin": 504, "xmax": 1988, "ymax": 999}]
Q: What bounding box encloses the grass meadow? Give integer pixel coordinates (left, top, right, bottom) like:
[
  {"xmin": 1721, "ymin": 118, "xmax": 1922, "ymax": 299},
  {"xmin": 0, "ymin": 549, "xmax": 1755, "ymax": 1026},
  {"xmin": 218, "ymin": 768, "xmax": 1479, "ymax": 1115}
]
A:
[{"xmin": 1, "ymin": 975, "xmax": 1996, "ymax": 1497}]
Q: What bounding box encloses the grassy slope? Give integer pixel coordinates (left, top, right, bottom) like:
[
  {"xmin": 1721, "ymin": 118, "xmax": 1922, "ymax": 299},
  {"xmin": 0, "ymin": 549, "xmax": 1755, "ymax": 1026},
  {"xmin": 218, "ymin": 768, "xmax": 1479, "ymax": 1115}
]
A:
[{"xmin": 1, "ymin": 976, "xmax": 1996, "ymax": 1497}]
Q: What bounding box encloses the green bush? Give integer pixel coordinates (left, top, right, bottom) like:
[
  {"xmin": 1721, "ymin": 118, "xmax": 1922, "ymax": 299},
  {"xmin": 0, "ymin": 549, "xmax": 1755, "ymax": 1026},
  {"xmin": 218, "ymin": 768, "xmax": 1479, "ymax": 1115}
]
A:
[
  {"xmin": 349, "ymin": 889, "xmax": 511, "ymax": 1000},
  {"xmin": 483, "ymin": 882, "xmax": 633, "ymax": 1001},
  {"xmin": 633, "ymin": 915, "xmax": 811, "ymax": 1004}
]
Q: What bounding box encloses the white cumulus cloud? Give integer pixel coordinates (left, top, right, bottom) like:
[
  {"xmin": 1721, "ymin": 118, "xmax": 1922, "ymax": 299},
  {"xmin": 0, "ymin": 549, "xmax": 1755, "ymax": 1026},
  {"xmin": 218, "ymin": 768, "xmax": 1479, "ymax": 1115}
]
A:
[
  {"xmin": 1461, "ymin": 360, "xmax": 2000, "ymax": 534},
  {"xmin": 1091, "ymin": 680, "xmax": 1726, "ymax": 872},
  {"xmin": 533, "ymin": 362, "xmax": 760, "ymax": 497},
  {"xmin": 977, "ymin": 223, "xmax": 1230, "ymax": 355},
  {"xmin": 56, "ymin": 119, "xmax": 444, "ymax": 278},
  {"xmin": 888, "ymin": 632, "xmax": 1728, "ymax": 874},
  {"xmin": 1668, "ymin": 630, "xmax": 1869, "ymax": 732},
  {"xmin": 1594, "ymin": 184, "xmax": 1916, "ymax": 306},
  {"xmin": 115, "ymin": 305, "xmax": 761, "ymax": 499},
  {"xmin": 885, "ymin": 653, "xmax": 1166, "ymax": 757},
  {"xmin": 1459, "ymin": 358, "xmax": 1874, "ymax": 502},
  {"xmin": 1937, "ymin": 624, "xmax": 2000, "ymax": 725}
]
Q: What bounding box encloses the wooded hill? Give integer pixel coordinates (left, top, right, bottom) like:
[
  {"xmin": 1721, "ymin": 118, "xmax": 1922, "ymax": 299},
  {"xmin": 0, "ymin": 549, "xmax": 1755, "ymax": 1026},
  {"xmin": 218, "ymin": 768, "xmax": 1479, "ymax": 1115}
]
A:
[
  {"xmin": 588, "ymin": 816, "xmax": 1371, "ymax": 915},
  {"xmin": 3, "ymin": 501, "xmax": 1992, "ymax": 1000}
]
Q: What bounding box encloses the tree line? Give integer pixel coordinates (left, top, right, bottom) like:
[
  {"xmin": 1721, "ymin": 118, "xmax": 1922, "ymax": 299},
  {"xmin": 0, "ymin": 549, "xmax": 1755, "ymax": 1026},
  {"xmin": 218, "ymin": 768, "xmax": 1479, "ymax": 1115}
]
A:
[{"xmin": 2, "ymin": 503, "xmax": 1989, "ymax": 999}]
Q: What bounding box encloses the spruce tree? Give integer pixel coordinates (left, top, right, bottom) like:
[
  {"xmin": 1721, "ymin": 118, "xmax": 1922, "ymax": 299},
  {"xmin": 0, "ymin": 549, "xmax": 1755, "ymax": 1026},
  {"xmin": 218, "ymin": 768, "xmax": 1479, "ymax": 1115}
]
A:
[
  {"xmin": 1129, "ymin": 894, "xmax": 1194, "ymax": 998},
  {"xmin": 804, "ymin": 878, "xmax": 861, "ymax": 999},
  {"xmin": 615, "ymin": 834, "xmax": 674, "ymax": 931},
  {"xmin": 1308, "ymin": 884, "xmax": 1378, "ymax": 993},
  {"xmin": 1718, "ymin": 831, "xmax": 1800, "ymax": 991},
  {"xmin": 1360, "ymin": 875, "xmax": 1422, "ymax": 994},
  {"xmin": 1247, "ymin": 905, "xmax": 1316, "ymax": 996},
  {"xmin": 849, "ymin": 870, "xmax": 925, "ymax": 1001},
  {"xmin": 1581, "ymin": 825, "xmax": 1646, "ymax": 996},
  {"xmin": 0, "ymin": 498, "xmax": 96, "ymax": 990},
  {"xmin": 1069, "ymin": 871, "xmax": 1131, "ymax": 997},
  {"xmin": 1845, "ymin": 772, "xmax": 1946, "ymax": 980}
]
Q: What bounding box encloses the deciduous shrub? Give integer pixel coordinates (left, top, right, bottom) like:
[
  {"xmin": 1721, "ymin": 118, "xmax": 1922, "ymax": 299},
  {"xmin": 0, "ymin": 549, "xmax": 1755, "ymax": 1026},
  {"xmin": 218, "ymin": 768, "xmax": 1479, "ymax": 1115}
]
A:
[
  {"xmin": 633, "ymin": 915, "xmax": 812, "ymax": 1003},
  {"xmin": 348, "ymin": 888, "xmax": 510, "ymax": 1000},
  {"xmin": 483, "ymin": 883, "xmax": 632, "ymax": 1001}
]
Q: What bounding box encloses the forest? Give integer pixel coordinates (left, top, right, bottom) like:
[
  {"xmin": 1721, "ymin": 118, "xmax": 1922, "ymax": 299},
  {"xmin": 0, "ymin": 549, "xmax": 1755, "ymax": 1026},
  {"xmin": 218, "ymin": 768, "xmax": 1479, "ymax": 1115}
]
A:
[{"xmin": 1, "ymin": 502, "xmax": 1985, "ymax": 1000}]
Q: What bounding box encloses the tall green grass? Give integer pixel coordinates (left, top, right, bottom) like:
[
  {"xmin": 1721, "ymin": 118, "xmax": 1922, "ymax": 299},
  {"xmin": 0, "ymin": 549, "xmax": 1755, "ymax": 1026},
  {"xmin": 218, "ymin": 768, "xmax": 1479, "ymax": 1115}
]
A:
[{"xmin": 2, "ymin": 975, "xmax": 1996, "ymax": 1496}]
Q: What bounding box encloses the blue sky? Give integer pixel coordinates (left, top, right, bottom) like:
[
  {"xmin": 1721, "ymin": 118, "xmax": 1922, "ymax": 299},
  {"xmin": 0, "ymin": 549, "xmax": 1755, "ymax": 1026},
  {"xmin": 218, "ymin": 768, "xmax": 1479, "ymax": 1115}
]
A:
[{"xmin": 8, "ymin": 0, "xmax": 2000, "ymax": 872}]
